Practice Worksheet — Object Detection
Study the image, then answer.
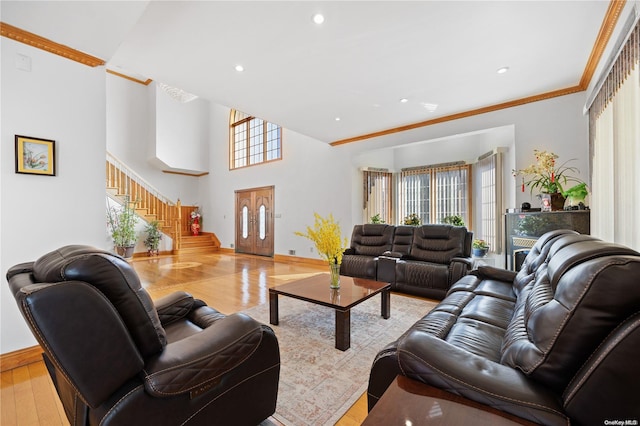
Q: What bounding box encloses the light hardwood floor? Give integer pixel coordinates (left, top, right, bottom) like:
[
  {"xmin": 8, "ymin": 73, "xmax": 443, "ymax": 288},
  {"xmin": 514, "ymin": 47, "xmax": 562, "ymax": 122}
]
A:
[{"xmin": 1, "ymin": 251, "xmax": 369, "ymax": 426}]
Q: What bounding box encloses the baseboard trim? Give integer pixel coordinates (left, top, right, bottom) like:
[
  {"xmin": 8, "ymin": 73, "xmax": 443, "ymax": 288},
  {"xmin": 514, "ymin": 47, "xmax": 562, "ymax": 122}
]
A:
[
  {"xmin": 273, "ymin": 254, "xmax": 327, "ymax": 267},
  {"xmin": 1, "ymin": 345, "xmax": 42, "ymax": 372}
]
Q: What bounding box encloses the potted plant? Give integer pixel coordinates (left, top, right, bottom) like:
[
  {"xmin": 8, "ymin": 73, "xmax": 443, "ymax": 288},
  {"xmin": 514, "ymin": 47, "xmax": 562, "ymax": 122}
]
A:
[
  {"xmin": 441, "ymin": 215, "xmax": 465, "ymax": 227},
  {"xmin": 370, "ymin": 213, "xmax": 385, "ymax": 224},
  {"xmin": 472, "ymin": 239, "xmax": 489, "ymax": 257},
  {"xmin": 403, "ymin": 213, "xmax": 422, "ymax": 226},
  {"xmin": 107, "ymin": 196, "xmax": 138, "ymax": 258},
  {"xmin": 563, "ymin": 182, "xmax": 589, "ymax": 209},
  {"xmin": 144, "ymin": 220, "xmax": 162, "ymax": 256},
  {"xmin": 512, "ymin": 149, "xmax": 585, "ymax": 211}
]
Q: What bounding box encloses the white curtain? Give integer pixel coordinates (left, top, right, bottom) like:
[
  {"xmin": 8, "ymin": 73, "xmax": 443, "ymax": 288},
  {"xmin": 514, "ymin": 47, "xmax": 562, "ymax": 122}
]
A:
[
  {"xmin": 475, "ymin": 151, "xmax": 503, "ymax": 253},
  {"xmin": 363, "ymin": 170, "xmax": 393, "ymax": 224},
  {"xmin": 590, "ymin": 42, "xmax": 640, "ymax": 250}
]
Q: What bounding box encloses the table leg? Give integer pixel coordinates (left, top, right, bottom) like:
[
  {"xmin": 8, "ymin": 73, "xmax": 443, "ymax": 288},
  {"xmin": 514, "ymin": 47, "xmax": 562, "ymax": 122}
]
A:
[
  {"xmin": 269, "ymin": 291, "xmax": 279, "ymax": 325},
  {"xmin": 381, "ymin": 289, "xmax": 390, "ymax": 319},
  {"xmin": 335, "ymin": 309, "xmax": 350, "ymax": 351}
]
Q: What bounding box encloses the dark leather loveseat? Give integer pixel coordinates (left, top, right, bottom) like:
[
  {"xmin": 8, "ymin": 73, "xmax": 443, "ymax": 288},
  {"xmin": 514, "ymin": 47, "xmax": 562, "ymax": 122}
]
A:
[
  {"xmin": 341, "ymin": 224, "xmax": 473, "ymax": 299},
  {"xmin": 368, "ymin": 230, "xmax": 640, "ymax": 425},
  {"xmin": 6, "ymin": 245, "xmax": 280, "ymax": 426}
]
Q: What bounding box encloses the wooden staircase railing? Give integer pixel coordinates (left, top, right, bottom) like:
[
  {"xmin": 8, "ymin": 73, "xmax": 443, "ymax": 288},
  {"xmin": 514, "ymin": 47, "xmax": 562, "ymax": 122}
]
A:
[{"xmin": 106, "ymin": 152, "xmax": 183, "ymax": 252}]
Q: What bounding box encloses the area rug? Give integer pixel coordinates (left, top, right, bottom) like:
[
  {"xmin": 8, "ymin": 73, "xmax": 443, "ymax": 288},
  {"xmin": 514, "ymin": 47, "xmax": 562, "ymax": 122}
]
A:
[{"xmin": 242, "ymin": 291, "xmax": 436, "ymax": 426}]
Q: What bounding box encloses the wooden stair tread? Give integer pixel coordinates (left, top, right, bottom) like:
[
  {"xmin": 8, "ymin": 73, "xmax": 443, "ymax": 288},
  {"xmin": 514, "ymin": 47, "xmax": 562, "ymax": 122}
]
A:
[{"xmin": 176, "ymin": 233, "xmax": 220, "ymax": 254}]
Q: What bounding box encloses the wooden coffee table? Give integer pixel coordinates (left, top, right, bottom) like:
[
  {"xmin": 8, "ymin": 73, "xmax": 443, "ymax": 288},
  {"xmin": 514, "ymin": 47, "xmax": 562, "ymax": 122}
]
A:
[{"xmin": 269, "ymin": 274, "xmax": 391, "ymax": 351}]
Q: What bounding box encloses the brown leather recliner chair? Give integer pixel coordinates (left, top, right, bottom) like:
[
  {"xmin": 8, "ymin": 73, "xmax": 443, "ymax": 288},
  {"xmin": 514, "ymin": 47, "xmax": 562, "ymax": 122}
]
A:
[{"xmin": 6, "ymin": 245, "xmax": 280, "ymax": 426}]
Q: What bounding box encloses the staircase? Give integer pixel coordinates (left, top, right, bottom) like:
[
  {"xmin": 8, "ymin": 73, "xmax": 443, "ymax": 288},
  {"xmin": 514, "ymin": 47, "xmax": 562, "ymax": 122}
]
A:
[
  {"xmin": 106, "ymin": 153, "xmax": 220, "ymax": 255},
  {"xmin": 180, "ymin": 234, "xmax": 221, "ymax": 254}
]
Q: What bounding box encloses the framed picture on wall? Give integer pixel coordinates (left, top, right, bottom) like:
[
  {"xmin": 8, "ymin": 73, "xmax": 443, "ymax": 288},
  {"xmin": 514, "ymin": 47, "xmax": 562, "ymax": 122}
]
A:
[{"xmin": 15, "ymin": 135, "xmax": 56, "ymax": 176}]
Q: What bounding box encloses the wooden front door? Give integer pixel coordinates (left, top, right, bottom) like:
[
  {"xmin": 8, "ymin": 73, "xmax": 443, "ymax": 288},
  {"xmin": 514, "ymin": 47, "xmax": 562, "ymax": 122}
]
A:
[{"xmin": 235, "ymin": 186, "xmax": 274, "ymax": 256}]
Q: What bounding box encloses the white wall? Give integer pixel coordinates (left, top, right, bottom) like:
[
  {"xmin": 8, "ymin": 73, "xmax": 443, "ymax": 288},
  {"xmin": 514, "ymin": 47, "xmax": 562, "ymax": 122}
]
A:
[
  {"xmin": 106, "ymin": 74, "xmax": 201, "ymax": 205},
  {"xmin": 155, "ymin": 85, "xmax": 209, "ymax": 173},
  {"xmin": 1, "ymin": 38, "xmax": 107, "ymax": 353},
  {"xmin": 202, "ymin": 103, "xmax": 353, "ymax": 258}
]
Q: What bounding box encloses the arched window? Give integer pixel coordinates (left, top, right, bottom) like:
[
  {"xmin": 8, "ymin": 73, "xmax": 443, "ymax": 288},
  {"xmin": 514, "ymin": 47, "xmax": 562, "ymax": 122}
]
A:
[{"xmin": 229, "ymin": 109, "xmax": 282, "ymax": 169}]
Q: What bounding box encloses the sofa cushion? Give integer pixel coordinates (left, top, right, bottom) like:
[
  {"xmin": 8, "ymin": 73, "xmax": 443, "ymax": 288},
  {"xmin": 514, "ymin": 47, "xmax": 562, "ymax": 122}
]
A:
[
  {"xmin": 409, "ymin": 225, "xmax": 467, "ymax": 264},
  {"xmin": 390, "ymin": 225, "xmax": 415, "ymax": 255},
  {"xmin": 340, "ymin": 254, "xmax": 377, "ymax": 279},
  {"xmin": 350, "ymin": 224, "xmax": 394, "ymax": 256}
]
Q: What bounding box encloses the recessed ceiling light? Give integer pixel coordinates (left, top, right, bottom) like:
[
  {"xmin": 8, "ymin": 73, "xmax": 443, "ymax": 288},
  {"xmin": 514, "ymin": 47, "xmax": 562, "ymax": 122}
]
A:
[
  {"xmin": 497, "ymin": 66, "xmax": 509, "ymax": 74},
  {"xmin": 335, "ymin": 117, "xmax": 341, "ymax": 121},
  {"xmin": 312, "ymin": 13, "xmax": 325, "ymax": 24},
  {"xmin": 421, "ymin": 102, "xmax": 438, "ymax": 112},
  {"xmin": 400, "ymin": 98, "xmax": 408, "ymax": 103},
  {"xmin": 235, "ymin": 64, "xmax": 244, "ymax": 72}
]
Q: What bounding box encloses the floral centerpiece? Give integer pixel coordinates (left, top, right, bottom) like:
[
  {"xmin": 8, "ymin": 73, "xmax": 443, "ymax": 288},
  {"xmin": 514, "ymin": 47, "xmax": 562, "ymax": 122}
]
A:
[
  {"xmin": 512, "ymin": 150, "xmax": 585, "ymax": 211},
  {"xmin": 295, "ymin": 213, "xmax": 349, "ymax": 288},
  {"xmin": 190, "ymin": 209, "xmax": 202, "ymax": 235}
]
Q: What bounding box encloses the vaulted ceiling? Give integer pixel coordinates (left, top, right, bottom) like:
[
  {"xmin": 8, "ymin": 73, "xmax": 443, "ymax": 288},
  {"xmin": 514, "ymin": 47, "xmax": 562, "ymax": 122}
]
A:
[{"xmin": 1, "ymin": 1, "xmax": 620, "ymax": 145}]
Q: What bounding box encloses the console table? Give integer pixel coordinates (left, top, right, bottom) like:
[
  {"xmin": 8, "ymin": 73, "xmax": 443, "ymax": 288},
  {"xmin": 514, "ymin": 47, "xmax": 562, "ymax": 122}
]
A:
[{"xmin": 504, "ymin": 210, "xmax": 590, "ymax": 270}]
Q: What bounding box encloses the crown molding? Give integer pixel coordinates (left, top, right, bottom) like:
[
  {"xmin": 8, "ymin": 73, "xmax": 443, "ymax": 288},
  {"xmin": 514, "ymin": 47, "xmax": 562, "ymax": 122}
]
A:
[
  {"xmin": 331, "ymin": 85, "xmax": 585, "ymax": 146},
  {"xmin": 106, "ymin": 69, "xmax": 153, "ymax": 86},
  {"xmin": 0, "ymin": 22, "xmax": 105, "ymax": 67},
  {"xmin": 330, "ymin": 0, "xmax": 625, "ymax": 147},
  {"xmin": 579, "ymin": 0, "xmax": 626, "ymax": 89}
]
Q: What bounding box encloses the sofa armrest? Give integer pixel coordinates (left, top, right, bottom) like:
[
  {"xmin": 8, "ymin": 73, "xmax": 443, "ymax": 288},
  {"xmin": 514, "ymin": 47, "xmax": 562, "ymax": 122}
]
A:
[
  {"xmin": 143, "ymin": 313, "xmax": 265, "ymax": 397},
  {"xmin": 381, "ymin": 251, "xmax": 404, "ymax": 259},
  {"xmin": 154, "ymin": 291, "xmax": 195, "ymax": 326},
  {"xmin": 398, "ymin": 332, "xmax": 568, "ymax": 425},
  {"xmin": 449, "ymin": 257, "xmax": 473, "ymax": 284},
  {"xmin": 377, "ymin": 255, "xmax": 398, "ymax": 284},
  {"xmin": 343, "ymin": 248, "xmax": 356, "ymax": 256},
  {"xmin": 471, "ymin": 265, "xmax": 517, "ymax": 283}
]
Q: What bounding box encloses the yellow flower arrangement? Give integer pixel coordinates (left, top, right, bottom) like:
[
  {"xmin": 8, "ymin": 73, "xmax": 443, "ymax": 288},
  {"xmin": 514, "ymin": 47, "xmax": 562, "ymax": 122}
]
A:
[{"xmin": 295, "ymin": 213, "xmax": 349, "ymax": 265}]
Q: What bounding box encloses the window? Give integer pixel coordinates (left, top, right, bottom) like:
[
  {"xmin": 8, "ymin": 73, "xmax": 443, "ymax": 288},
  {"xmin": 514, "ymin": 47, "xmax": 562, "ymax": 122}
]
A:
[
  {"xmin": 230, "ymin": 110, "xmax": 282, "ymax": 169},
  {"xmin": 399, "ymin": 163, "xmax": 470, "ymax": 225},
  {"xmin": 474, "ymin": 151, "xmax": 503, "ymax": 252},
  {"xmin": 363, "ymin": 169, "xmax": 393, "ymax": 223}
]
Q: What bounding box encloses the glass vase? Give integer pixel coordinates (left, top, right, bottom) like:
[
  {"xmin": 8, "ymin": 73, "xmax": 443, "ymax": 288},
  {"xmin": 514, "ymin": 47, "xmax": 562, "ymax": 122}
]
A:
[{"xmin": 329, "ymin": 262, "xmax": 341, "ymax": 289}]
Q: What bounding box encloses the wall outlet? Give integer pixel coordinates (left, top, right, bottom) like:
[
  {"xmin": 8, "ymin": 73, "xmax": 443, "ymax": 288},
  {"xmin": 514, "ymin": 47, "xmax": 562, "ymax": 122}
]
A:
[
  {"xmin": 288, "ymin": 249, "xmax": 295, "ymax": 255},
  {"xmin": 310, "ymin": 247, "xmax": 314, "ymax": 253},
  {"xmin": 230, "ymin": 243, "xmax": 234, "ymax": 248}
]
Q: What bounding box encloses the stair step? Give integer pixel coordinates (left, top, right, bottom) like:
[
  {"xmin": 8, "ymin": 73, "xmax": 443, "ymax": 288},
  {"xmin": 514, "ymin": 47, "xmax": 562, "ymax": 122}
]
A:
[{"xmin": 175, "ymin": 233, "xmax": 220, "ymax": 255}]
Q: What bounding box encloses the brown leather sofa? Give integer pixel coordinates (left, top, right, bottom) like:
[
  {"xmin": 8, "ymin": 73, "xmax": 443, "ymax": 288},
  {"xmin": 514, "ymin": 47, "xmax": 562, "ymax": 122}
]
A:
[
  {"xmin": 6, "ymin": 245, "xmax": 280, "ymax": 426},
  {"xmin": 368, "ymin": 230, "xmax": 640, "ymax": 425},
  {"xmin": 341, "ymin": 224, "xmax": 473, "ymax": 300}
]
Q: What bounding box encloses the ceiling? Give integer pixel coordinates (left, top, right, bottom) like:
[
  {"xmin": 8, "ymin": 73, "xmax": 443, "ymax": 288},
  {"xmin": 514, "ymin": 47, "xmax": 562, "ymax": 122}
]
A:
[{"xmin": 1, "ymin": 1, "xmax": 613, "ymax": 145}]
